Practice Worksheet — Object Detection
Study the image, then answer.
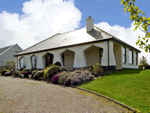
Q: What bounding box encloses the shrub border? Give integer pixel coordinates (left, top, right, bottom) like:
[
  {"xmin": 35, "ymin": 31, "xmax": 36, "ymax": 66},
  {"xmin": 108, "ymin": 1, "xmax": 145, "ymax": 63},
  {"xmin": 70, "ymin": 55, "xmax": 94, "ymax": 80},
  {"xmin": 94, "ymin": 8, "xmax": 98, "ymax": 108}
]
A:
[{"xmin": 72, "ymin": 86, "xmax": 137, "ymax": 113}]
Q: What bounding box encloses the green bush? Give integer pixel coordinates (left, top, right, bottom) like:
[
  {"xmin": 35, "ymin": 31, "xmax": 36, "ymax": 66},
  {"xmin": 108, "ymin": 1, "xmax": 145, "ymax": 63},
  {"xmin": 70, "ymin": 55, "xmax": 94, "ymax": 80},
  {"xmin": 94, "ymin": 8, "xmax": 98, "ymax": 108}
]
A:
[
  {"xmin": 92, "ymin": 63, "xmax": 103, "ymax": 77},
  {"xmin": 58, "ymin": 71, "xmax": 69, "ymax": 85},
  {"xmin": 33, "ymin": 70, "xmax": 44, "ymax": 80},
  {"xmin": 12, "ymin": 70, "xmax": 22, "ymax": 78},
  {"xmin": 21, "ymin": 69, "xmax": 30, "ymax": 72},
  {"xmin": 43, "ymin": 64, "xmax": 53, "ymax": 79},
  {"xmin": 54, "ymin": 61, "xmax": 61, "ymax": 67},
  {"xmin": 31, "ymin": 70, "xmax": 38, "ymax": 79},
  {"xmin": 46, "ymin": 65, "xmax": 62, "ymax": 79},
  {"xmin": 1, "ymin": 69, "xmax": 9, "ymax": 76}
]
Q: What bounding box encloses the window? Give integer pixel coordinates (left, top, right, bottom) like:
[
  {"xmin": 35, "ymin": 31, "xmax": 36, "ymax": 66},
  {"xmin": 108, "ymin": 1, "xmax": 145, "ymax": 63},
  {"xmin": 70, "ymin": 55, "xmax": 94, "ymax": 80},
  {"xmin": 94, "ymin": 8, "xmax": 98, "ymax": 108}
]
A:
[
  {"xmin": 123, "ymin": 47, "xmax": 126, "ymax": 63},
  {"xmin": 31, "ymin": 55, "xmax": 38, "ymax": 69},
  {"xmin": 135, "ymin": 52, "xmax": 138, "ymax": 65},
  {"xmin": 129, "ymin": 50, "xmax": 133, "ymax": 64},
  {"xmin": 14, "ymin": 51, "xmax": 16, "ymax": 54}
]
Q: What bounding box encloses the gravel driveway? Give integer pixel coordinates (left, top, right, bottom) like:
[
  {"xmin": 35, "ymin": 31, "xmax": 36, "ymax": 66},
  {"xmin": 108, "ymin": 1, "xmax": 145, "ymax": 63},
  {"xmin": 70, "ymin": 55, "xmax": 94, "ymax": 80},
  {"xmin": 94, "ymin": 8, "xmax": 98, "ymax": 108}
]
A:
[{"xmin": 0, "ymin": 76, "xmax": 133, "ymax": 113}]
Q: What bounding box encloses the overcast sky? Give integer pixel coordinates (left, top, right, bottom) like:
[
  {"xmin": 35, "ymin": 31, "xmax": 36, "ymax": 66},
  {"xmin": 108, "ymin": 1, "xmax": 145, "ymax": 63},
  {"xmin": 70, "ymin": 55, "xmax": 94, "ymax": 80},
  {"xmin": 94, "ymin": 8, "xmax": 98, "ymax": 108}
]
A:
[{"xmin": 0, "ymin": 0, "xmax": 150, "ymax": 63}]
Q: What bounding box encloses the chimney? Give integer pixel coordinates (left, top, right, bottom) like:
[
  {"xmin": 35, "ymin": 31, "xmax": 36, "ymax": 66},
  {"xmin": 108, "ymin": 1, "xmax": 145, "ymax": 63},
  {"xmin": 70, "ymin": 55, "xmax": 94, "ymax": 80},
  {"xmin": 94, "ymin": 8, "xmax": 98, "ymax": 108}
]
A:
[{"xmin": 86, "ymin": 16, "xmax": 94, "ymax": 32}]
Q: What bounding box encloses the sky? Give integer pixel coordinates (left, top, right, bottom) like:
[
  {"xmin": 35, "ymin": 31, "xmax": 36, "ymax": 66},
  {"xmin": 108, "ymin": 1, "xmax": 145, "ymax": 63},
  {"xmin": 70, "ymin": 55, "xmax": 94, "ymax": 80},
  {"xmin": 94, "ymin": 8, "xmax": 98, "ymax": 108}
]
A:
[{"xmin": 0, "ymin": 0, "xmax": 150, "ymax": 64}]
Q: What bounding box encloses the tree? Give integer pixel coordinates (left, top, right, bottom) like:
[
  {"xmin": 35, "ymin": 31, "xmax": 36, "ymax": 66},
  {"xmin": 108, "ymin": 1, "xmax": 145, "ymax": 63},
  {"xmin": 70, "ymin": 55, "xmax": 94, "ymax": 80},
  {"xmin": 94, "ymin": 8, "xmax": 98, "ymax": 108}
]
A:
[
  {"xmin": 5, "ymin": 59, "xmax": 16, "ymax": 69},
  {"xmin": 121, "ymin": 0, "xmax": 150, "ymax": 52},
  {"xmin": 139, "ymin": 56, "xmax": 148, "ymax": 66}
]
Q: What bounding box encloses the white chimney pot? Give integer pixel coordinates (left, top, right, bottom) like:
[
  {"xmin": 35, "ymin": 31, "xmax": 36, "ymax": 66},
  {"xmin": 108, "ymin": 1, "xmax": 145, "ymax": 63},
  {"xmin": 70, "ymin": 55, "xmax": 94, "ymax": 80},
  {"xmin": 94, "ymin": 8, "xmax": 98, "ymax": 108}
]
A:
[{"xmin": 86, "ymin": 16, "xmax": 94, "ymax": 32}]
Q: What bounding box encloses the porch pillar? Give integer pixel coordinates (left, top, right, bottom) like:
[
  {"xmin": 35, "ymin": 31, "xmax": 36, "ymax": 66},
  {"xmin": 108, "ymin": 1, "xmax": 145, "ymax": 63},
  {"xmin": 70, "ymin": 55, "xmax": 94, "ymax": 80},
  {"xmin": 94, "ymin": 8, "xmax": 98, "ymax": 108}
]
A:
[
  {"xmin": 108, "ymin": 41, "xmax": 116, "ymax": 66},
  {"xmin": 69, "ymin": 47, "xmax": 87, "ymax": 69},
  {"xmin": 36, "ymin": 53, "xmax": 44, "ymax": 69},
  {"xmin": 25, "ymin": 55, "xmax": 31, "ymax": 69}
]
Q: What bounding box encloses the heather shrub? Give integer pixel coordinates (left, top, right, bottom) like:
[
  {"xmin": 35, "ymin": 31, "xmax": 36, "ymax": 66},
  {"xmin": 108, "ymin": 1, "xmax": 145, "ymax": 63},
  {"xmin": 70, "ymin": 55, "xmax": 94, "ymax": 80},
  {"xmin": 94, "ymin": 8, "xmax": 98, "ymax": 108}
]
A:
[
  {"xmin": 69, "ymin": 70, "xmax": 94, "ymax": 85},
  {"xmin": 12, "ymin": 70, "xmax": 22, "ymax": 78},
  {"xmin": 4, "ymin": 71, "xmax": 12, "ymax": 76},
  {"xmin": 1, "ymin": 69, "xmax": 9, "ymax": 76},
  {"xmin": 31, "ymin": 70, "xmax": 38, "ymax": 79},
  {"xmin": 54, "ymin": 61, "xmax": 61, "ymax": 67},
  {"xmin": 51, "ymin": 74, "xmax": 60, "ymax": 84},
  {"xmin": 46, "ymin": 65, "xmax": 62, "ymax": 79},
  {"xmin": 58, "ymin": 71, "xmax": 69, "ymax": 85},
  {"xmin": 92, "ymin": 63, "xmax": 103, "ymax": 77},
  {"xmin": 33, "ymin": 70, "xmax": 44, "ymax": 80},
  {"xmin": 57, "ymin": 69, "xmax": 94, "ymax": 86},
  {"xmin": 22, "ymin": 71, "xmax": 30, "ymax": 78},
  {"xmin": 64, "ymin": 76, "xmax": 71, "ymax": 86}
]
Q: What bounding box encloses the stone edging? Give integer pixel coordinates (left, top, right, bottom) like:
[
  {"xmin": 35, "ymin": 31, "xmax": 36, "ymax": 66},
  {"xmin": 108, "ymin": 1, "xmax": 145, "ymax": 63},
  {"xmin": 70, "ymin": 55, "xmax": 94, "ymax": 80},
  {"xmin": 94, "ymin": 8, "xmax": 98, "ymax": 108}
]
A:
[{"xmin": 72, "ymin": 86, "xmax": 137, "ymax": 113}]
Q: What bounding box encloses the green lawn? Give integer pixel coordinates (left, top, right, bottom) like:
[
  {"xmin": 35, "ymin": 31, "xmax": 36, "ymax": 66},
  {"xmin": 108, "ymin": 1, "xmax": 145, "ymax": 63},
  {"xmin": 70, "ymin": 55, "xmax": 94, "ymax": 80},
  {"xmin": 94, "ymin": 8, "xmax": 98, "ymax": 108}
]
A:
[{"xmin": 78, "ymin": 69, "xmax": 150, "ymax": 113}]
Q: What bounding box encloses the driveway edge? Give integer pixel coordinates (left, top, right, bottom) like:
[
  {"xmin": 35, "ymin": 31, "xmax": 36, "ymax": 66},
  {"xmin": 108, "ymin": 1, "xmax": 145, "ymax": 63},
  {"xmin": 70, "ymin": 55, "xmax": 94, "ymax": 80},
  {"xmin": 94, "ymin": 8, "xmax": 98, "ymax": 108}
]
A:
[{"xmin": 72, "ymin": 86, "xmax": 137, "ymax": 113}]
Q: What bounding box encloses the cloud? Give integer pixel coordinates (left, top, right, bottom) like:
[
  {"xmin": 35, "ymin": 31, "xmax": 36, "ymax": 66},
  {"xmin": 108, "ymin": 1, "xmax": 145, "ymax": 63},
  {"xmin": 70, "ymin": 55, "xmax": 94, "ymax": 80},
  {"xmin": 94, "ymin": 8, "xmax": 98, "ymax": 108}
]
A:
[
  {"xmin": 96, "ymin": 22, "xmax": 150, "ymax": 64},
  {"xmin": 0, "ymin": 0, "xmax": 81, "ymax": 49}
]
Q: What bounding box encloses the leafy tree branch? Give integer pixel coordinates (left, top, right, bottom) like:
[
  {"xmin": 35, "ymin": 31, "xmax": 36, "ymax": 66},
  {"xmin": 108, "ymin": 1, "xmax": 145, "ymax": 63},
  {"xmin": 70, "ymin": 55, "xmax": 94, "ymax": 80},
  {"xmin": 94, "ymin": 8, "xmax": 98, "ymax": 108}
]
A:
[{"xmin": 121, "ymin": 0, "xmax": 150, "ymax": 52}]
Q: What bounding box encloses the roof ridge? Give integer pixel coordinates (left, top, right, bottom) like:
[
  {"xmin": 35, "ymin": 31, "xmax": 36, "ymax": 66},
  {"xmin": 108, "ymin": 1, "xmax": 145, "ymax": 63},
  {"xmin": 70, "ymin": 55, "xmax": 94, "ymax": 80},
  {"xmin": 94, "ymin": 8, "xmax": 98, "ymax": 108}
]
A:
[
  {"xmin": 0, "ymin": 45, "xmax": 14, "ymax": 56},
  {"xmin": 58, "ymin": 27, "xmax": 85, "ymax": 35},
  {"xmin": 0, "ymin": 45, "xmax": 13, "ymax": 49},
  {"xmin": 20, "ymin": 33, "xmax": 59, "ymax": 54},
  {"xmin": 94, "ymin": 25, "xmax": 113, "ymax": 38}
]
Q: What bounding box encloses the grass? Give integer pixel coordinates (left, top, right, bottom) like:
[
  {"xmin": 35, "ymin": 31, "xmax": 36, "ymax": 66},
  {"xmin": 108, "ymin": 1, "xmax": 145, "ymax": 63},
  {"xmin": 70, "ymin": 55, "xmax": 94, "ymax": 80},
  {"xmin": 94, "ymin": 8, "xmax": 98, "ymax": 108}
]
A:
[{"xmin": 78, "ymin": 69, "xmax": 150, "ymax": 113}]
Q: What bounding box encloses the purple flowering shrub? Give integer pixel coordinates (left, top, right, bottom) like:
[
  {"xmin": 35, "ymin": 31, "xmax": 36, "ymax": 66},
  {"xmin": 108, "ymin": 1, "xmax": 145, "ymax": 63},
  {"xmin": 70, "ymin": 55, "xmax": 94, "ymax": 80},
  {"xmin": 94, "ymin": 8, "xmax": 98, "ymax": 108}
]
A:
[
  {"xmin": 51, "ymin": 74, "xmax": 60, "ymax": 84},
  {"xmin": 58, "ymin": 71, "xmax": 69, "ymax": 85},
  {"xmin": 4, "ymin": 71, "xmax": 12, "ymax": 76},
  {"xmin": 58, "ymin": 70, "xmax": 94, "ymax": 86},
  {"xmin": 70, "ymin": 70, "xmax": 94, "ymax": 85}
]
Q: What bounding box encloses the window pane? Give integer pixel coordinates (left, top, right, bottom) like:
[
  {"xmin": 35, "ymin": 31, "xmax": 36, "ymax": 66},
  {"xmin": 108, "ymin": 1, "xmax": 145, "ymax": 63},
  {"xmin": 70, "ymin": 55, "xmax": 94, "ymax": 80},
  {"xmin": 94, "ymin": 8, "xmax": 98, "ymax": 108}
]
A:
[
  {"xmin": 129, "ymin": 50, "xmax": 133, "ymax": 64},
  {"xmin": 123, "ymin": 47, "xmax": 126, "ymax": 63}
]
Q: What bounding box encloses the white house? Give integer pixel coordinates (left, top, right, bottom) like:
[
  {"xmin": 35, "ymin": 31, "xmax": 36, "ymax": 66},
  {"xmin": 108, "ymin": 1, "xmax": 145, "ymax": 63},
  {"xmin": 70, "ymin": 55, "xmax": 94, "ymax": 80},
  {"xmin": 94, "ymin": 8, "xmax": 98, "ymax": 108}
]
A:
[
  {"xmin": 0, "ymin": 44, "xmax": 22, "ymax": 67},
  {"xmin": 14, "ymin": 16, "xmax": 140, "ymax": 71}
]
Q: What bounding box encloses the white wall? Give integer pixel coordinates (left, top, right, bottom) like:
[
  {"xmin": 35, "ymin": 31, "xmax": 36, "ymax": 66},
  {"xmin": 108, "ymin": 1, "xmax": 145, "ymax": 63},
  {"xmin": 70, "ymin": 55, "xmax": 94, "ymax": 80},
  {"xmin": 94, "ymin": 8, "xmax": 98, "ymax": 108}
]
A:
[{"xmin": 16, "ymin": 41, "xmax": 117, "ymax": 70}]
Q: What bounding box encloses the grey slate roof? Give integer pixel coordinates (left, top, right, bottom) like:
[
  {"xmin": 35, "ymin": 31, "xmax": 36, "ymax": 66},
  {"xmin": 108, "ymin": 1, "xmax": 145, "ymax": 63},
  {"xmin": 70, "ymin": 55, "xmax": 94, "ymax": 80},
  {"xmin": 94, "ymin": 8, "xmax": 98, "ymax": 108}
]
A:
[
  {"xmin": 0, "ymin": 45, "xmax": 13, "ymax": 55},
  {"xmin": 17, "ymin": 26, "xmax": 113, "ymax": 55},
  {"xmin": 17, "ymin": 26, "xmax": 140, "ymax": 56}
]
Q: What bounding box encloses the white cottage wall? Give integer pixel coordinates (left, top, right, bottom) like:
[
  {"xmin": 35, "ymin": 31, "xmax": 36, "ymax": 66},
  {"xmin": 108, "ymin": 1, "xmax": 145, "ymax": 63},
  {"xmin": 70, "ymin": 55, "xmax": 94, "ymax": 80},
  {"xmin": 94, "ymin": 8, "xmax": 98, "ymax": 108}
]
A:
[{"xmin": 16, "ymin": 41, "xmax": 117, "ymax": 70}]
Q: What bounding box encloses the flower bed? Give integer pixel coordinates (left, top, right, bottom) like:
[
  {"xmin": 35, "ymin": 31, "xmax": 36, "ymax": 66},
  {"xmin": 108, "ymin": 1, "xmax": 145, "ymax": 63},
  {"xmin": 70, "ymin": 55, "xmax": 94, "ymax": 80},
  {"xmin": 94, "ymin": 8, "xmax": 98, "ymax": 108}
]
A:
[{"xmin": 51, "ymin": 70, "xmax": 95, "ymax": 86}]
